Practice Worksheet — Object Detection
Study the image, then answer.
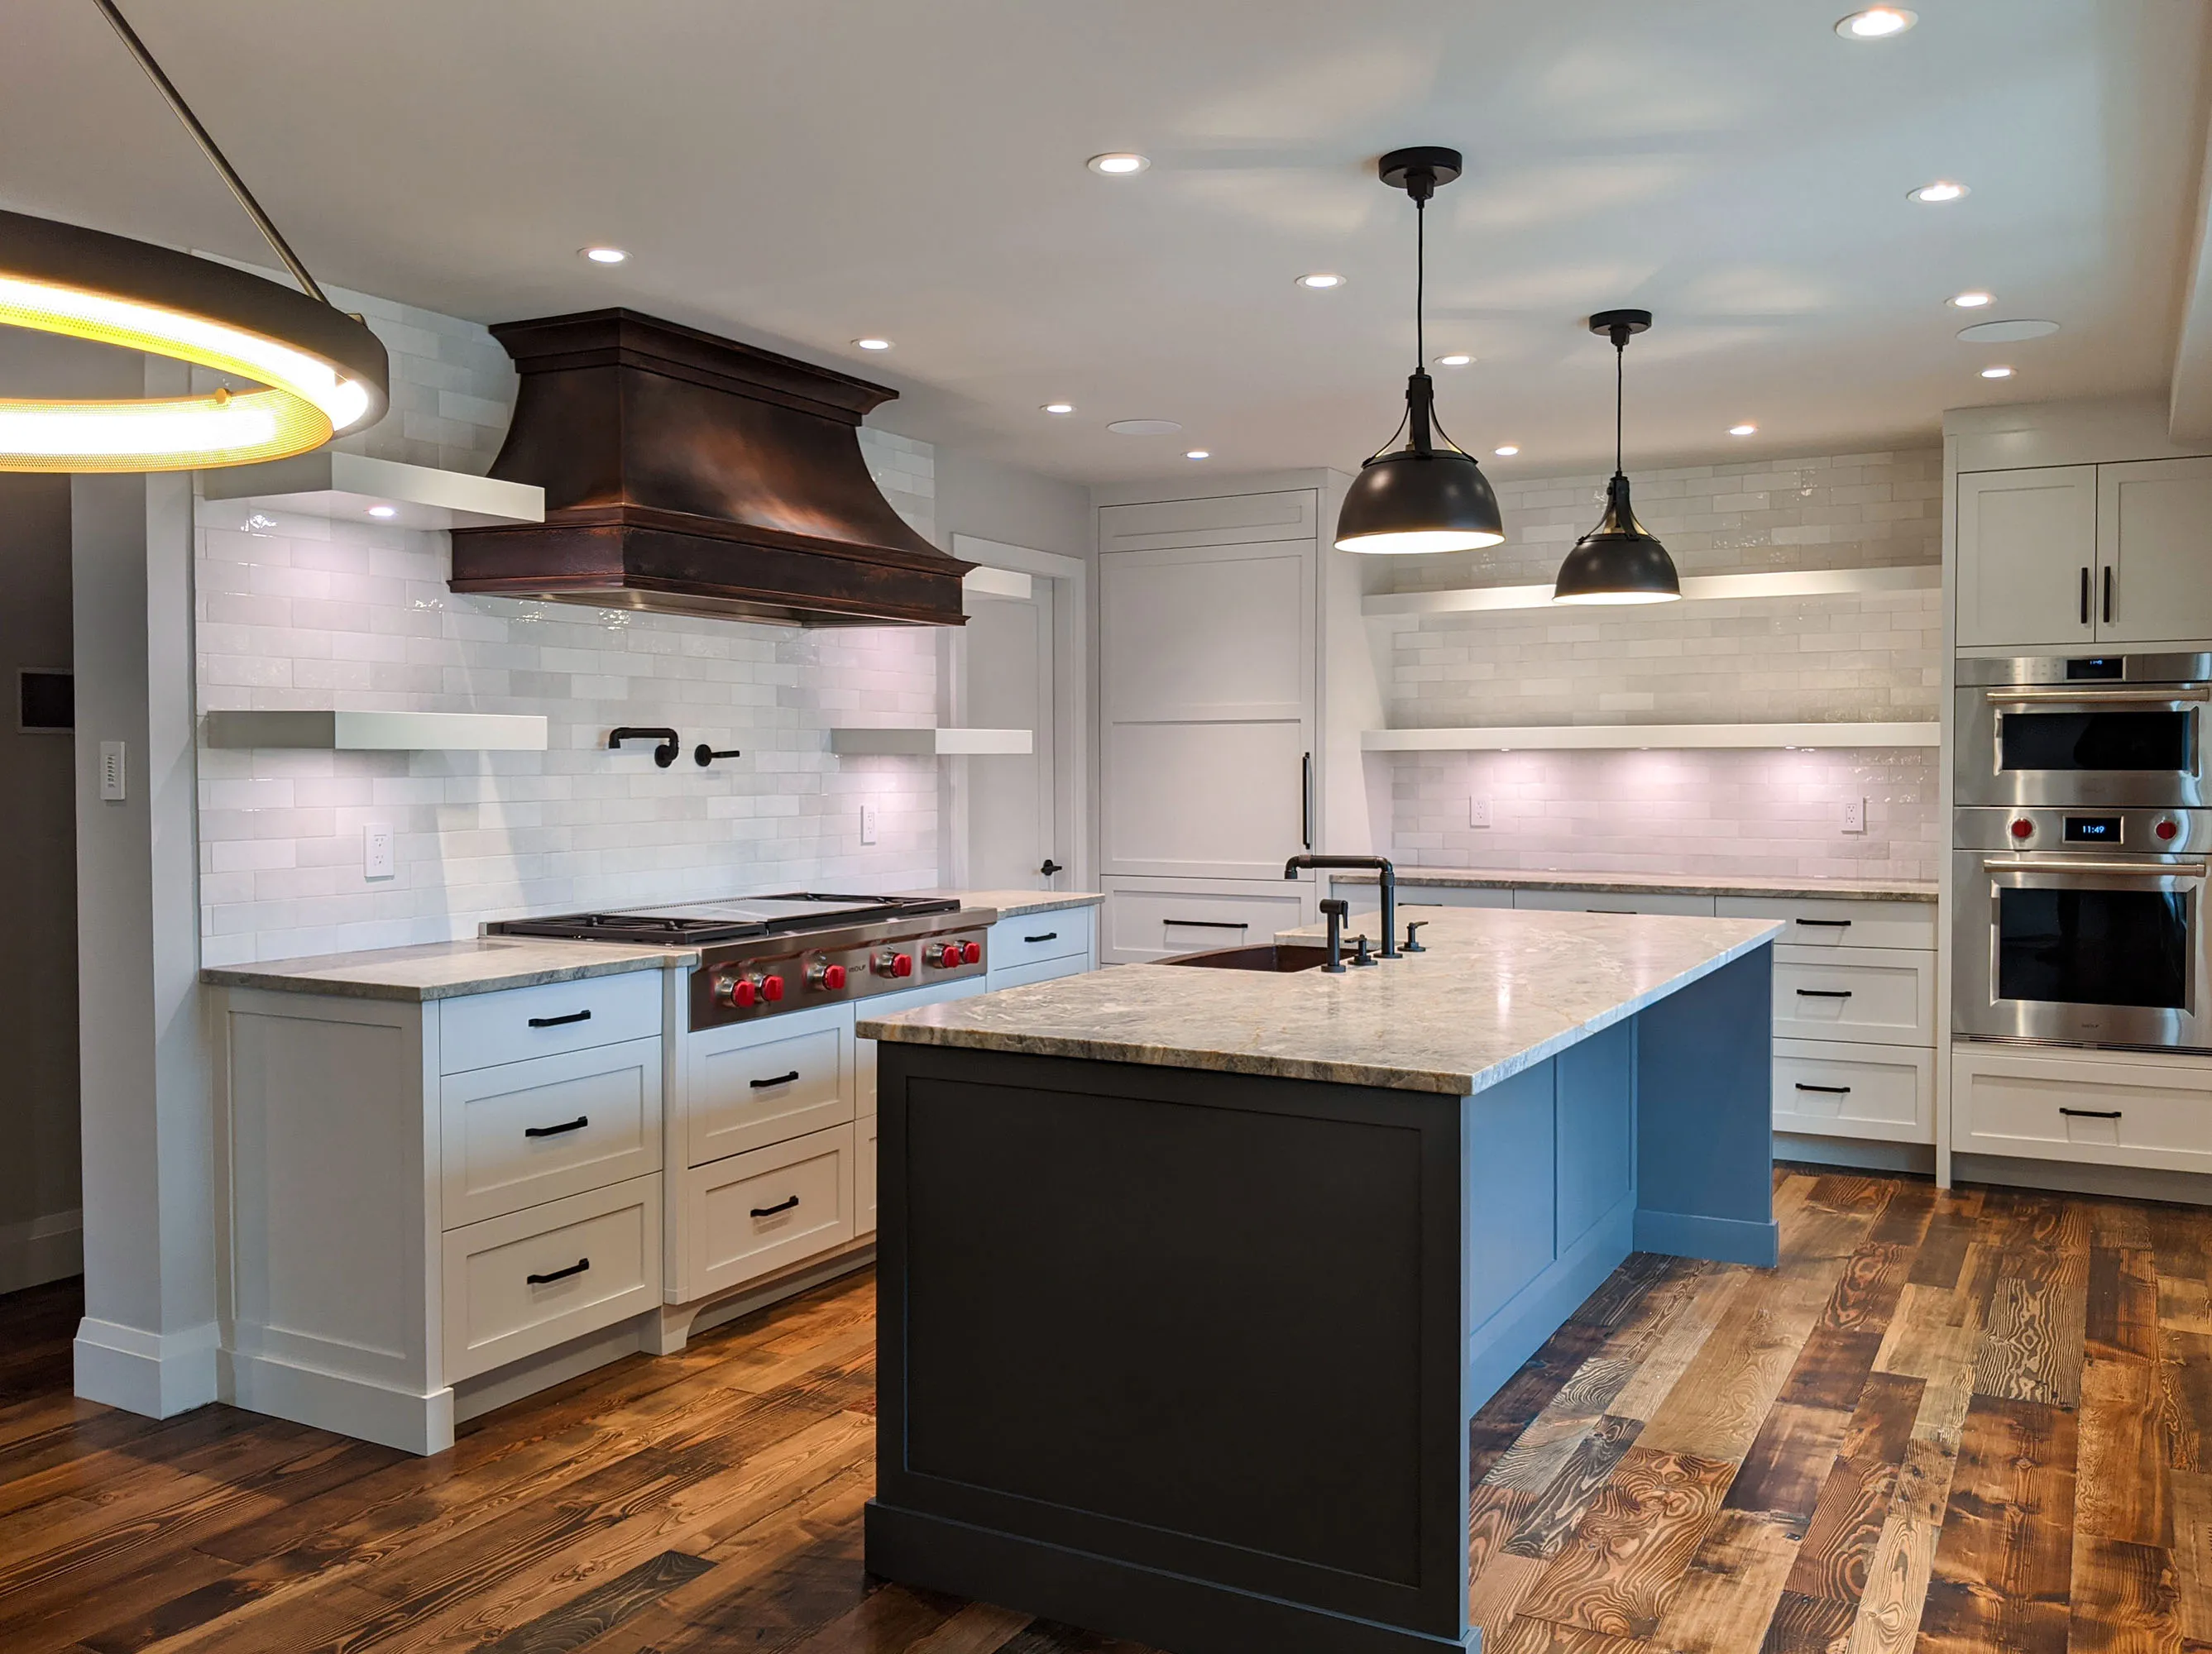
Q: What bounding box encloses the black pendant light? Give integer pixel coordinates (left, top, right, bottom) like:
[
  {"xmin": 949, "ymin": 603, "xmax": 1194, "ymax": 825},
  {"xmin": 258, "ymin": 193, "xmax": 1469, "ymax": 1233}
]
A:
[
  {"xmin": 1333, "ymin": 147, "xmax": 1505, "ymax": 556},
  {"xmin": 1552, "ymin": 309, "xmax": 1680, "ymax": 604}
]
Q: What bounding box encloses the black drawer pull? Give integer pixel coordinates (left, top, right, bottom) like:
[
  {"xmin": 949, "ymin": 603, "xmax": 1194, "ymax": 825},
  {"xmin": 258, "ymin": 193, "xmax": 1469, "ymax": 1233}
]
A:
[
  {"xmin": 1023, "ymin": 931, "xmax": 1059, "ymax": 944},
  {"xmin": 750, "ymin": 1194, "xmax": 800, "ymax": 1218},
  {"xmin": 2060, "ymin": 1107, "xmax": 2123, "ymax": 1120},
  {"xmin": 526, "ymin": 1258, "xmax": 590, "ymax": 1284},
  {"xmin": 524, "ymin": 1116, "xmax": 589, "ymax": 1138},
  {"xmin": 528, "ymin": 1010, "xmax": 592, "ymax": 1029},
  {"xmin": 1587, "ymin": 908, "xmax": 1635, "ymax": 915},
  {"xmin": 1794, "ymin": 1083, "xmax": 1852, "ymax": 1095},
  {"xmin": 749, "ymin": 1070, "xmax": 801, "ymax": 1090},
  {"xmin": 1794, "ymin": 918, "xmax": 1851, "ymax": 929},
  {"xmin": 1162, "ymin": 918, "xmax": 1247, "ymax": 930},
  {"xmin": 1795, "ymin": 988, "xmax": 1854, "ymax": 999}
]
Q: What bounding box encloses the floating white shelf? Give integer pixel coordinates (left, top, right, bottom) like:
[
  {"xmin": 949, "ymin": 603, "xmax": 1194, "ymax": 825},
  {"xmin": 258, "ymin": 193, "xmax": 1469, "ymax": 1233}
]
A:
[
  {"xmin": 1362, "ymin": 562, "xmax": 1938, "ymax": 619},
  {"xmin": 1361, "ymin": 722, "xmax": 1940, "ymax": 753},
  {"xmin": 199, "ymin": 452, "xmax": 544, "ymax": 530},
  {"xmin": 830, "ymin": 727, "xmax": 1035, "ymax": 757},
  {"xmin": 203, "ymin": 710, "xmax": 549, "ymax": 751}
]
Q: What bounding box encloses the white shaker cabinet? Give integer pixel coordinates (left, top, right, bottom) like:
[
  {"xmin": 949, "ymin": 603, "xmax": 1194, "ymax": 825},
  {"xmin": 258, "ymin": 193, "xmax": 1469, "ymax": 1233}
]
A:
[
  {"xmin": 2095, "ymin": 457, "xmax": 2212, "ymax": 645},
  {"xmin": 1954, "ymin": 465, "xmax": 2097, "ymax": 649}
]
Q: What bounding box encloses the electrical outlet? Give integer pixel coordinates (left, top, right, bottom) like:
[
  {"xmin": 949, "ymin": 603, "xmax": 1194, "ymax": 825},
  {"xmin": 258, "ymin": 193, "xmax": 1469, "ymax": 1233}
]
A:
[
  {"xmin": 860, "ymin": 803, "xmax": 879, "ymax": 845},
  {"xmin": 364, "ymin": 822, "xmax": 395, "ymax": 879},
  {"xmin": 1469, "ymin": 797, "xmax": 1492, "ymax": 829},
  {"xmin": 98, "ymin": 741, "xmax": 126, "ymax": 801},
  {"xmin": 1841, "ymin": 796, "xmax": 1867, "ymax": 834}
]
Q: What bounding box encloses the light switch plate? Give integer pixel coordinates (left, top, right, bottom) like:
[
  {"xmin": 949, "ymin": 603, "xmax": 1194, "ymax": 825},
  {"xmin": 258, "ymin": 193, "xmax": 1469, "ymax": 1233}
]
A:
[
  {"xmin": 98, "ymin": 740, "xmax": 126, "ymax": 801},
  {"xmin": 860, "ymin": 803, "xmax": 879, "ymax": 845},
  {"xmin": 1841, "ymin": 796, "xmax": 1866, "ymax": 834},
  {"xmin": 364, "ymin": 821, "xmax": 395, "ymax": 879},
  {"xmin": 1469, "ymin": 797, "xmax": 1492, "ymax": 829}
]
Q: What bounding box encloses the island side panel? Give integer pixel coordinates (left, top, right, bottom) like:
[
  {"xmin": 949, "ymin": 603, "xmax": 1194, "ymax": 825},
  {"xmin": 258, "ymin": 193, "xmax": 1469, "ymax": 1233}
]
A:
[
  {"xmin": 1633, "ymin": 943, "xmax": 1780, "ymax": 1266},
  {"xmin": 869, "ymin": 1043, "xmax": 1474, "ymax": 1654}
]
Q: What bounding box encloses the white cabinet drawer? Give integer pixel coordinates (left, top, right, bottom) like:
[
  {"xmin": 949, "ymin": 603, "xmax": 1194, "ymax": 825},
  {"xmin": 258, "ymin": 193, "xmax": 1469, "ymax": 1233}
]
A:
[
  {"xmin": 989, "ymin": 907, "xmax": 1093, "ymax": 972},
  {"xmin": 1716, "ymin": 896, "xmax": 1935, "ymax": 951},
  {"xmin": 1772, "ymin": 945, "xmax": 1935, "ymax": 1047},
  {"xmin": 988, "ymin": 954, "xmax": 1095, "ymax": 992},
  {"xmin": 687, "ymin": 1005, "xmax": 850, "ymax": 1168},
  {"xmin": 1773, "ymin": 1040, "xmax": 1934, "ymax": 1145},
  {"xmin": 1512, "ymin": 888, "xmax": 1717, "ymax": 917},
  {"xmin": 439, "ymin": 1038, "xmax": 662, "ymax": 1228},
  {"xmin": 1100, "ymin": 879, "xmax": 1311, "ymax": 963},
  {"xmin": 686, "ymin": 1125, "xmax": 856, "ymax": 1298},
  {"xmin": 440, "ymin": 1174, "xmax": 660, "ymax": 1383},
  {"xmin": 1955, "ymin": 1045, "xmax": 2212, "ymax": 1174},
  {"xmin": 856, "ymin": 1115, "xmax": 878, "ymax": 1237},
  {"xmin": 855, "ymin": 978, "xmax": 985, "ymax": 1116},
  {"xmin": 1376, "ymin": 883, "xmax": 1514, "ymax": 911},
  {"xmin": 438, "ymin": 971, "xmax": 663, "ymax": 1074}
]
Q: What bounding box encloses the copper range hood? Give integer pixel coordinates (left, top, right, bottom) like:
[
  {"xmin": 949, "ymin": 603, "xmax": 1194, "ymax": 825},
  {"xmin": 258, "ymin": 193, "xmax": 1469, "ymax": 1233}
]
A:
[{"xmin": 449, "ymin": 309, "xmax": 970, "ymax": 626}]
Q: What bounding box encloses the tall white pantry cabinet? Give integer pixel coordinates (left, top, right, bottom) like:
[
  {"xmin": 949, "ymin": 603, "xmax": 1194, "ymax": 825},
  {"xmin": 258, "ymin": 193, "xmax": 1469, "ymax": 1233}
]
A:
[{"xmin": 1091, "ymin": 471, "xmax": 1385, "ymax": 963}]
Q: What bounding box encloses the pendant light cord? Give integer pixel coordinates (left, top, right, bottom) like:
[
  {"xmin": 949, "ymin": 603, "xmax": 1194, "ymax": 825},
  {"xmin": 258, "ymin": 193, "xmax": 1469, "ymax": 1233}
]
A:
[
  {"xmin": 1615, "ymin": 337, "xmax": 1625, "ymax": 477},
  {"xmin": 1415, "ymin": 194, "xmax": 1426, "ymax": 372},
  {"xmin": 92, "ymin": 0, "xmax": 332, "ymax": 307}
]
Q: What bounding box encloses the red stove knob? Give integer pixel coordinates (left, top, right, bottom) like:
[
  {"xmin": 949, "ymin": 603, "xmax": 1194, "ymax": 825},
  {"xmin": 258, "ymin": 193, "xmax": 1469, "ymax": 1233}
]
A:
[
  {"xmin": 963, "ymin": 940, "xmax": 982, "ymax": 964},
  {"xmin": 714, "ymin": 975, "xmax": 757, "ymax": 1009},
  {"xmin": 938, "ymin": 943, "xmax": 963, "ymax": 968},
  {"xmin": 808, "ymin": 961, "xmax": 848, "ymax": 991},
  {"xmin": 874, "ymin": 950, "xmax": 913, "ymax": 978},
  {"xmin": 760, "ymin": 973, "xmax": 785, "ymax": 1002},
  {"xmin": 2157, "ymin": 819, "xmax": 2181, "ymax": 842},
  {"xmin": 2009, "ymin": 818, "xmax": 2034, "ymax": 840}
]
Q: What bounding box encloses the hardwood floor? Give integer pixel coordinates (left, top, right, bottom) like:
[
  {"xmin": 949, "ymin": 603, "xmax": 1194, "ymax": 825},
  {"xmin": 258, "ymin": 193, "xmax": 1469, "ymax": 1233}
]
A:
[{"xmin": 1, "ymin": 1168, "xmax": 2206, "ymax": 1653}]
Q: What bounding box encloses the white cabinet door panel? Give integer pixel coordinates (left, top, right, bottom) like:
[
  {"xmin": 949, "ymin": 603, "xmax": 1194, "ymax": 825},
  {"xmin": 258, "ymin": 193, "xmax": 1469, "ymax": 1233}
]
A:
[
  {"xmin": 686, "ymin": 1126, "xmax": 856, "ymax": 1297},
  {"xmin": 1773, "ymin": 1040, "xmax": 1934, "ymax": 1145},
  {"xmin": 1956, "ymin": 466, "xmax": 2097, "ymax": 649},
  {"xmin": 2098, "ymin": 457, "xmax": 2212, "ymax": 645},
  {"xmin": 1104, "ymin": 718, "xmax": 1309, "ymax": 878},
  {"xmin": 1099, "ymin": 879, "xmax": 1312, "ymax": 964},
  {"xmin": 1099, "ymin": 490, "xmax": 1317, "ymax": 552},
  {"xmin": 438, "ymin": 1038, "xmax": 662, "ymax": 1229}
]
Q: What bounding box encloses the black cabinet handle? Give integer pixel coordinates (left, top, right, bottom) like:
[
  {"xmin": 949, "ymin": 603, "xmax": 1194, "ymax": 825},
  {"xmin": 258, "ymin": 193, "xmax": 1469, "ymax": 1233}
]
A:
[
  {"xmin": 1301, "ymin": 752, "xmax": 1314, "ymax": 850},
  {"xmin": 1795, "ymin": 988, "xmax": 1854, "ymax": 998},
  {"xmin": 693, "ymin": 744, "xmax": 743, "ymax": 767},
  {"xmin": 2060, "ymin": 1107, "xmax": 2122, "ymax": 1120},
  {"xmin": 1023, "ymin": 931, "xmax": 1059, "ymax": 944},
  {"xmin": 1794, "ymin": 1083, "xmax": 1852, "ymax": 1094},
  {"xmin": 1794, "ymin": 918, "xmax": 1851, "ymax": 929},
  {"xmin": 526, "ymin": 1258, "xmax": 590, "ymax": 1284},
  {"xmin": 749, "ymin": 1194, "xmax": 800, "ymax": 1218},
  {"xmin": 1587, "ymin": 908, "xmax": 1635, "ymax": 916},
  {"xmin": 2103, "ymin": 566, "xmax": 2114, "ymax": 625},
  {"xmin": 1162, "ymin": 918, "xmax": 1247, "ymax": 930},
  {"xmin": 528, "ymin": 1009, "xmax": 591, "ymax": 1028},
  {"xmin": 1040, "ymin": 858, "xmax": 1064, "ymax": 877},
  {"xmin": 524, "ymin": 1116, "xmax": 589, "ymax": 1138},
  {"xmin": 749, "ymin": 1070, "xmax": 801, "ymax": 1090},
  {"xmin": 2080, "ymin": 566, "xmax": 2091, "ymax": 626}
]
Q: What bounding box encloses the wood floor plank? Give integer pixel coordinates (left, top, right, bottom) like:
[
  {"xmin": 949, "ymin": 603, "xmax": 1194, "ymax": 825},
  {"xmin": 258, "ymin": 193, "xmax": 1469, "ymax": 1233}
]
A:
[
  {"xmin": 1471, "ymin": 1553, "xmax": 1550, "ymax": 1644},
  {"xmin": 1516, "ymin": 1446, "xmax": 1736, "ymax": 1638},
  {"xmin": 1758, "ymin": 1589, "xmax": 1858, "ymax": 1654},
  {"xmin": 1780, "ymin": 1372, "xmax": 1920, "ymax": 1607},
  {"xmin": 1640, "ymin": 1508, "xmax": 1801, "ymax": 1654},
  {"xmin": 2067, "ymin": 1535, "xmax": 2185, "ymax": 1654},
  {"xmin": 904, "ymin": 1602, "xmax": 1037, "ymax": 1654},
  {"xmin": 1471, "ymin": 1488, "xmax": 1535, "ymax": 1578},
  {"xmin": 2090, "ymin": 1246, "xmax": 2161, "ymax": 1364},
  {"xmin": 2079, "ymin": 1357, "xmax": 2174, "ymax": 1547},
  {"xmin": 1484, "ymin": 1359, "xmax": 1639, "ymax": 1494},
  {"xmin": 1723, "ymin": 1401, "xmax": 1854, "ymax": 1536},
  {"xmin": 1919, "ymin": 1394, "xmax": 2078, "ymax": 1654},
  {"xmin": 1973, "ymin": 1275, "xmax": 2088, "ymax": 1408},
  {"xmin": 1636, "ymin": 1264, "xmax": 1839, "ymax": 1463},
  {"xmin": 2171, "ymin": 1471, "xmax": 2212, "ymax": 1647},
  {"xmin": 1506, "ymin": 1415, "xmax": 1645, "ymax": 1561},
  {"xmin": 1837, "ymin": 1511, "xmax": 1936, "ymax": 1654},
  {"xmin": 1489, "ymin": 1615, "xmax": 1653, "ymax": 1654}
]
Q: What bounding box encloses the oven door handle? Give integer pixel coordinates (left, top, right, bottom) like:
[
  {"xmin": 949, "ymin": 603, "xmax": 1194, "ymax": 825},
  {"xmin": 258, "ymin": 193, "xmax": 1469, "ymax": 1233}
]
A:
[
  {"xmin": 1978, "ymin": 856, "xmax": 2209, "ymax": 877},
  {"xmin": 1985, "ymin": 686, "xmax": 2210, "ymax": 706}
]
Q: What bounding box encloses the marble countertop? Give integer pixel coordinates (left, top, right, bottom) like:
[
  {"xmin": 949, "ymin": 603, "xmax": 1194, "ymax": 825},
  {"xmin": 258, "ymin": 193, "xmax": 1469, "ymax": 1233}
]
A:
[
  {"xmin": 1330, "ymin": 867, "xmax": 1937, "ymax": 903},
  {"xmin": 914, "ymin": 889, "xmax": 1104, "ymax": 920},
  {"xmin": 202, "ymin": 939, "xmax": 693, "ymax": 1002},
  {"xmin": 859, "ymin": 906, "xmax": 1781, "ymax": 1095}
]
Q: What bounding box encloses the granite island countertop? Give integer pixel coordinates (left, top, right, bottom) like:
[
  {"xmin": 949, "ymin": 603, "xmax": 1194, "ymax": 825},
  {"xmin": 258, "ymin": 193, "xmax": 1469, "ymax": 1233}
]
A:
[
  {"xmin": 201, "ymin": 938, "xmax": 696, "ymax": 1002},
  {"xmin": 1330, "ymin": 867, "xmax": 1937, "ymax": 902},
  {"xmin": 859, "ymin": 906, "xmax": 1780, "ymax": 1095}
]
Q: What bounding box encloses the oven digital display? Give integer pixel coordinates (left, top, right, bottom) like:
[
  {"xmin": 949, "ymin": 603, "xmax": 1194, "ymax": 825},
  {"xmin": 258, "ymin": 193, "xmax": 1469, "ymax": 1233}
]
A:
[{"xmin": 2063, "ymin": 815, "xmax": 2123, "ymax": 844}]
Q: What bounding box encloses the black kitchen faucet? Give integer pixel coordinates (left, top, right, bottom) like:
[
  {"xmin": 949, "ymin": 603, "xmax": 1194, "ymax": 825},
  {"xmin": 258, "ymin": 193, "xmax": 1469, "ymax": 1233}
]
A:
[{"xmin": 1283, "ymin": 854, "xmax": 1398, "ymax": 959}]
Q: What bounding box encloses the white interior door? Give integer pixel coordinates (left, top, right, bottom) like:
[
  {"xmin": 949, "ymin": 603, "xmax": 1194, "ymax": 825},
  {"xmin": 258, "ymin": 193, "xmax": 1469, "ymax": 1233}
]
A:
[{"xmin": 960, "ymin": 583, "xmax": 1057, "ymax": 889}]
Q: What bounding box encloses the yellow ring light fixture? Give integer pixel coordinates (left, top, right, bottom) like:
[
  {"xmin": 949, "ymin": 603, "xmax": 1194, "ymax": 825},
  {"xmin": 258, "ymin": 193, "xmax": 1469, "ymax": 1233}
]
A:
[{"xmin": 0, "ymin": 1, "xmax": 388, "ymax": 473}]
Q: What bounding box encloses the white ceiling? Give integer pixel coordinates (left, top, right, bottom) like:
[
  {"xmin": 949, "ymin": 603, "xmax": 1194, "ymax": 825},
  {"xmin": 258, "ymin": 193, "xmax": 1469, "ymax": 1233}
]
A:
[{"xmin": 5, "ymin": 1, "xmax": 2210, "ymax": 482}]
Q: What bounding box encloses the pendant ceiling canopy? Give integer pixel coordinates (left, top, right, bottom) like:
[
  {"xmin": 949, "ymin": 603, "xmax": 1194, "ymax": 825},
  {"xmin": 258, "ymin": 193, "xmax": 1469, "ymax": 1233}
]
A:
[
  {"xmin": 0, "ymin": 1, "xmax": 386, "ymax": 472},
  {"xmin": 1333, "ymin": 146, "xmax": 1505, "ymax": 556},
  {"xmin": 1551, "ymin": 309, "xmax": 1681, "ymax": 605}
]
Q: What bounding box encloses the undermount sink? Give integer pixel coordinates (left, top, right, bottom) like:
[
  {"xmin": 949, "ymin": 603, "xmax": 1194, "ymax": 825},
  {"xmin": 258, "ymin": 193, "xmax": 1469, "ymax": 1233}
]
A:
[{"xmin": 1157, "ymin": 943, "xmax": 1331, "ymax": 973}]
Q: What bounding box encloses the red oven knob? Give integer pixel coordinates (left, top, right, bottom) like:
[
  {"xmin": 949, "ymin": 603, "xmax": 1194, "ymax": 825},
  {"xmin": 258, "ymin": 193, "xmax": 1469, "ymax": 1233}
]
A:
[
  {"xmin": 808, "ymin": 961, "xmax": 848, "ymax": 991},
  {"xmin": 936, "ymin": 943, "xmax": 963, "ymax": 968},
  {"xmin": 714, "ymin": 975, "xmax": 757, "ymax": 1009},
  {"xmin": 2157, "ymin": 818, "xmax": 2181, "ymax": 842},
  {"xmin": 873, "ymin": 950, "xmax": 913, "ymax": 978},
  {"xmin": 760, "ymin": 973, "xmax": 785, "ymax": 1002},
  {"xmin": 2009, "ymin": 818, "xmax": 2033, "ymax": 840},
  {"xmin": 963, "ymin": 940, "xmax": 983, "ymax": 964}
]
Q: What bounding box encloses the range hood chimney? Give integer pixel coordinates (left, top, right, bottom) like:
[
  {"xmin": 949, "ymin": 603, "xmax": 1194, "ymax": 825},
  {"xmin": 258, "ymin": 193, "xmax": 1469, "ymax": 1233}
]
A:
[{"xmin": 449, "ymin": 309, "xmax": 970, "ymax": 626}]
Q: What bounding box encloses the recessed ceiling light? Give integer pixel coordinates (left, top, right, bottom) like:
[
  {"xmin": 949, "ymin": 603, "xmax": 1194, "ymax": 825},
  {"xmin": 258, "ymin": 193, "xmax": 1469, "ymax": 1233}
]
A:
[
  {"xmin": 1980, "ymin": 366, "xmax": 2014, "ymax": 379},
  {"xmin": 1296, "ymin": 272, "xmax": 1345, "ymax": 289},
  {"xmin": 1493, "ymin": 445, "xmax": 1520, "ymax": 457},
  {"xmin": 1087, "ymin": 153, "xmax": 1150, "ymax": 175},
  {"xmin": 1185, "ymin": 449, "xmax": 1211, "ymax": 460},
  {"xmin": 1729, "ymin": 423, "xmax": 1758, "ymax": 437},
  {"xmin": 366, "ymin": 504, "xmax": 397, "ymax": 518},
  {"xmin": 1107, "ymin": 418, "xmax": 1183, "ymax": 436},
  {"xmin": 1041, "ymin": 402, "xmax": 1075, "ymax": 415},
  {"xmin": 580, "ymin": 246, "xmax": 628, "ymax": 265},
  {"xmin": 1911, "ymin": 180, "xmax": 1968, "ymax": 203},
  {"xmin": 1950, "ymin": 290, "xmax": 1994, "ymax": 308},
  {"xmin": 853, "ymin": 337, "xmax": 893, "ymax": 351},
  {"xmin": 1836, "ymin": 7, "xmax": 1917, "ymax": 39},
  {"xmin": 1435, "ymin": 352, "xmax": 1473, "ymax": 366}
]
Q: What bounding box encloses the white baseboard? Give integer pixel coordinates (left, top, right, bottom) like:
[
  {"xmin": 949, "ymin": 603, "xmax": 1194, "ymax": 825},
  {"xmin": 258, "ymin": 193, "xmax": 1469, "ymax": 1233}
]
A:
[
  {"xmin": 74, "ymin": 1315, "xmax": 218, "ymax": 1418},
  {"xmin": 1774, "ymin": 1135, "xmax": 1937, "ymax": 1175},
  {"xmin": 1952, "ymin": 1151, "xmax": 2212, "ymax": 1207},
  {"xmin": 221, "ymin": 1347, "xmax": 455, "ymax": 1456},
  {"xmin": 0, "ymin": 1207, "xmax": 84, "ymax": 1294}
]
